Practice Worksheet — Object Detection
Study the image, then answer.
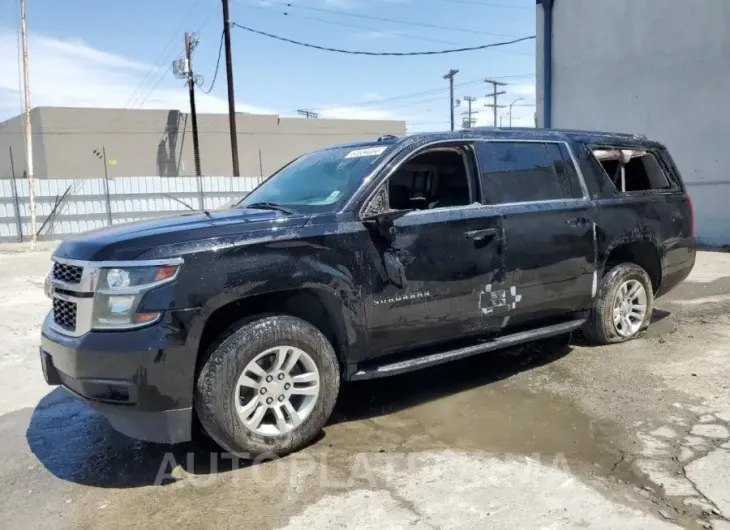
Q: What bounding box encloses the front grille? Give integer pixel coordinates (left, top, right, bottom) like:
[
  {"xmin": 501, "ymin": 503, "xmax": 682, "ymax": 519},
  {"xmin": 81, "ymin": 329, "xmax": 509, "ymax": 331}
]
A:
[
  {"xmin": 53, "ymin": 262, "xmax": 83, "ymax": 284},
  {"xmin": 53, "ymin": 298, "xmax": 77, "ymax": 331}
]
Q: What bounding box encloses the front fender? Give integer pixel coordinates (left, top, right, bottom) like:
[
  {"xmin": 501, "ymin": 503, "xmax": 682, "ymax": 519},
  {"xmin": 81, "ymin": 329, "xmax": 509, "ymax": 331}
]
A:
[{"xmin": 178, "ymin": 247, "xmax": 369, "ymax": 365}]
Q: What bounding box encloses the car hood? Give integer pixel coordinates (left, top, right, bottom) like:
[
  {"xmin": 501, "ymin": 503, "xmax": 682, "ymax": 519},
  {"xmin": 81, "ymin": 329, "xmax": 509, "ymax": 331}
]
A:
[{"xmin": 53, "ymin": 208, "xmax": 310, "ymax": 261}]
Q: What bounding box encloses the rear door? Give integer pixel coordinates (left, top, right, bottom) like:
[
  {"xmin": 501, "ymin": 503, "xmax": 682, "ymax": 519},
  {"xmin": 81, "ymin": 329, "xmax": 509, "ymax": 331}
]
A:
[{"xmin": 475, "ymin": 140, "xmax": 596, "ymax": 327}]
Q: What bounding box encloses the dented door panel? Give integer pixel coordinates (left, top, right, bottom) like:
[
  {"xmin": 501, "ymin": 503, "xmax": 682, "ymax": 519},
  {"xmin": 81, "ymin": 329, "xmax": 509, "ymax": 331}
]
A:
[{"xmin": 365, "ymin": 205, "xmax": 505, "ymax": 357}]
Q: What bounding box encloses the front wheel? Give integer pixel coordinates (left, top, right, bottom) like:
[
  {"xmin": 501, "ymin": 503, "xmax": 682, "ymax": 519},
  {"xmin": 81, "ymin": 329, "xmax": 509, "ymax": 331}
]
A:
[
  {"xmin": 195, "ymin": 315, "xmax": 340, "ymax": 457},
  {"xmin": 584, "ymin": 263, "xmax": 654, "ymax": 344}
]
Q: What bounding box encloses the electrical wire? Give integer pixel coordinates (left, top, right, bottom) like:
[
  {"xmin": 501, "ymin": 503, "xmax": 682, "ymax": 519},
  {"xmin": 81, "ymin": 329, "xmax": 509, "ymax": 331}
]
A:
[
  {"xmin": 232, "ymin": 23, "xmax": 535, "ymax": 56},
  {"xmin": 243, "ymin": 4, "xmax": 468, "ymax": 47},
  {"xmin": 133, "ymin": 64, "xmax": 174, "ymax": 109},
  {"xmin": 255, "ymin": 1, "xmax": 520, "ymax": 38},
  {"xmin": 125, "ymin": 0, "xmax": 204, "ymax": 109},
  {"xmin": 134, "ymin": 5, "xmax": 216, "ymax": 109},
  {"xmin": 304, "ymin": 73, "xmax": 535, "ymax": 112},
  {"xmin": 200, "ymin": 30, "xmax": 224, "ymax": 94},
  {"xmin": 436, "ymin": 0, "xmax": 532, "ymax": 9}
]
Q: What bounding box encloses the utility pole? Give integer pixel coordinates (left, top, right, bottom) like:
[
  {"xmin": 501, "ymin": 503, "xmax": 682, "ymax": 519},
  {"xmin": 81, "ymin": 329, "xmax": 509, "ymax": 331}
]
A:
[
  {"xmin": 185, "ymin": 33, "xmax": 202, "ymax": 177},
  {"xmin": 461, "ymin": 96, "xmax": 478, "ymax": 129},
  {"xmin": 20, "ymin": 0, "xmax": 36, "ymax": 248},
  {"xmin": 222, "ymin": 0, "xmax": 240, "ymax": 176},
  {"xmin": 508, "ymin": 97, "xmax": 524, "ymax": 128},
  {"xmin": 443, "ymin": 69, "xmax": 459, "ymax": 132},
  {"xmin": 297, "ymin": 109, "xmax": 319, "ymax": 119},
  {"xmin": 484, "ymin": 79, "xmax": 507, "ymax": 127}
]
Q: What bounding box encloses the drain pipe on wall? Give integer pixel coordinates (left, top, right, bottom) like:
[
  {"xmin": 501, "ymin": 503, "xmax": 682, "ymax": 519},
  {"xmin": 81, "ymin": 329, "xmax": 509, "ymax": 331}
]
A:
[{"xmin": 539, "ymin": 0, "xmax": 554, "ymax": 128}]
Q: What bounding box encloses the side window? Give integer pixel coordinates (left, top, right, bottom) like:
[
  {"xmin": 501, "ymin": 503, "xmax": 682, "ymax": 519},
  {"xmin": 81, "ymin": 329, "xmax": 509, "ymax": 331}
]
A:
[
  {"xmin": 592, "ymin": 148, "xmax": 674, "ymax": 193},
  {"xmin": 387, "ymin": 146, "xmax": 474, "ymax": 211},
  {"xmin": 545, "ymin": 143, "xmax": 584, "ymax": 198},
  {"xmin": 479, "ymin": 142, "xmax": 566, "ymax": 204}
]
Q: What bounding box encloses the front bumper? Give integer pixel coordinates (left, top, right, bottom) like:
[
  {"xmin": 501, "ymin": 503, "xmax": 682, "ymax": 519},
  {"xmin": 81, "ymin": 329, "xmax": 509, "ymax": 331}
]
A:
[{"xmin": 40, "ymin": 309, "xmax": 200, "ymax": 444}]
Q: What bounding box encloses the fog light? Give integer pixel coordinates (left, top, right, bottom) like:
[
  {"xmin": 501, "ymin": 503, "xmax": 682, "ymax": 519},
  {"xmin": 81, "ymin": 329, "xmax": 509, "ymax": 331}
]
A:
[{"xmin": 108, "ymin": 295, "xmax": 135, "ymax": 315}]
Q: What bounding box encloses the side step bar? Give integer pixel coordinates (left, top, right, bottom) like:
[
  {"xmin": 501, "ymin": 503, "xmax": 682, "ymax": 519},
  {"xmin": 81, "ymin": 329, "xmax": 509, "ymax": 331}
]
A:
[{"xmin": 349, "ymin": 318, "xmax": 586, "ymax": 381}]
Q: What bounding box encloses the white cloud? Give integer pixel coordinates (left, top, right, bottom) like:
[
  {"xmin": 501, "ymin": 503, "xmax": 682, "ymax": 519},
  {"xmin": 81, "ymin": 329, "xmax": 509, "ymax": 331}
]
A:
[
  {"xmin": 317, "ymin": 105, "xmax": 400, "ymax": 121},
  {"xmin": 510, "ymin": 83, "xmax": 537, "ymax": 98},
  {"xmin": 0, "ymin": 28, "xmax": 273, "ymax": 120}
]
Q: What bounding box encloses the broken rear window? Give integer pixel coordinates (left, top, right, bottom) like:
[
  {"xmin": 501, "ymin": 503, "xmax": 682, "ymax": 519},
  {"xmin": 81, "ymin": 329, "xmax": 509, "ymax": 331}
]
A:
[{"xmin": 592, "ymin": 149, "xmax": 674, "ymax": 193}]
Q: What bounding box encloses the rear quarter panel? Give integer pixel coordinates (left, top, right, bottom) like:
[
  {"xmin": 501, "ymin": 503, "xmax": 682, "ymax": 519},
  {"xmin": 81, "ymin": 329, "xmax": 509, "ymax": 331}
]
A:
[{"xmin": 574, "ymin": 142, "xmax": 696, "ymax": 296}]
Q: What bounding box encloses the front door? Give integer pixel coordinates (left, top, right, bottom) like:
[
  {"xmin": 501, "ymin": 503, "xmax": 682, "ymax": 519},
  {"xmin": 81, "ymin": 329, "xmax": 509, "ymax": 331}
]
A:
[
  {"xmin": 362, "ymin": 141, "xmax": 506, "ymax": 357},
  {"xmin": 367, "ymin": 206, "xmax": 505, "ymax": 355}
]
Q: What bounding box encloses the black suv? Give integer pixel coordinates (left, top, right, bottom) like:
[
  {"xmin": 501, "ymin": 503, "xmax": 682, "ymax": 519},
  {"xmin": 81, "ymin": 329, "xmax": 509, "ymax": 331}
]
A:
[{"xmin": 40, "ymin": 128, "xmax": 696, "ymax": 456}]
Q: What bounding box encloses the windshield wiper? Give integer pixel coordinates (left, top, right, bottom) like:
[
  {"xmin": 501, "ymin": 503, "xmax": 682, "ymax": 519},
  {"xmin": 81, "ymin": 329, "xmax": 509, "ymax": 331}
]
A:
[
  {"xmin": 243, "ymin": 202, "xmax": 296, "ymax": 215},
  {"xmin": 163, "ymin": 194, "xmax": 212, "ymax": 218}
]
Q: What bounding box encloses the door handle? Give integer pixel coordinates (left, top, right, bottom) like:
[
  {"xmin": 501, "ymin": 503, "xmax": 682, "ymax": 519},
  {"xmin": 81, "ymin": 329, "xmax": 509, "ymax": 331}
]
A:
[
  {"xmin": 565, "ymin": 217, "xmax": 589, "ymax": 228},
  {"xmin": 465, "ymin": 228, "xmax": 498, "ymax": 241}
]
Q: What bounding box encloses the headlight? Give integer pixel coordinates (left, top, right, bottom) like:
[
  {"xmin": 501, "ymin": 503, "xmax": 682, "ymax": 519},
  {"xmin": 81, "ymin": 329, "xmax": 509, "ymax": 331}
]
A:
[
  {"xmin": 100, "ymin": 265, "xmax": 179, "ymax": 291},
  {"xmin": 91, "ymin": 264, "xmax": 180, "ymax": 330}
]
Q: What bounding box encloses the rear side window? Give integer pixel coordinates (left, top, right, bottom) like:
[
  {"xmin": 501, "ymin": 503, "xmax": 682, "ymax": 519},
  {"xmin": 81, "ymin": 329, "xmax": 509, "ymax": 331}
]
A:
[
  {"xmin": 592, "ymin": 148, "xmax": 675, "ymax": 193},
  {"xmin": 478, "ymin": 142, "xmax": 580, "ymax": 204}
]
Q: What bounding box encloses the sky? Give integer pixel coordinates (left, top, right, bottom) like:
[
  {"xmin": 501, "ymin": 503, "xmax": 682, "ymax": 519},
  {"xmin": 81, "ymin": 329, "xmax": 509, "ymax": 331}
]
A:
[{"xmin": 0, "ymin": 0, "xmax": 537, "ymax": 132}]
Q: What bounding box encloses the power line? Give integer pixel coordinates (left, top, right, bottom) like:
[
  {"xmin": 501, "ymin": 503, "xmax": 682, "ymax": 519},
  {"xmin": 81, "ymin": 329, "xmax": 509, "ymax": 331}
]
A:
[
  {"xmin": 125, "ymin": 0, "xmax": 204, "ymax": 109},
  {"xmin": 134, "ymin": 6, "xmax": 215, "ymax": 109},
  {"xmin": 232, "ymin": 23, "xmax": 535, "ymax": 56},
  {"xmin": 201, "ymin": 30, "xmax": 224, "ymax": 94},
  {"xmin": 307, "ymin": 80, "xmax": 482, "ymax": 111},
  {"xmin": 436, "ymin": 0, "xmax": 533, "ymax": 9},
  {"xmin": 133, "ymin": 64, "xmax": 174, "ymax": 110},
  {"xmin": 243, "ymin": 3, "xmax": 468, "ymax": 47},
  {"xmin": 304, "ymin": 74, "xmax": 535, "ymax": 112},
  {"xmin": 253, "ymin": 1, "xmax": 521, "ymax": 39}
]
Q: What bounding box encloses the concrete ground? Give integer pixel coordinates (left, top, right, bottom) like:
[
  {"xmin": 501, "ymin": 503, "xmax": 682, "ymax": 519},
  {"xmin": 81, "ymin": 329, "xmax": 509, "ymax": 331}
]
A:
[{"xmin": 1, "ymin": 244, "xmax": 729, "ymax": 529}]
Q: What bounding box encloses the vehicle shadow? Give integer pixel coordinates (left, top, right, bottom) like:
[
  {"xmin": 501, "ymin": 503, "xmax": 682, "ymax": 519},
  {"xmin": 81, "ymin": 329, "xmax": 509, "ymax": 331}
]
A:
[
  {"xmin": 26, "ymin": 337, "xmax": 573, "ymax": 489},
  {"xmin": 25, "ymin": 388, "xmax": 248, "ymax": 489},
  {"xmin": 331, "ymin": 336, "xmax": 573, "ymax": 424}
]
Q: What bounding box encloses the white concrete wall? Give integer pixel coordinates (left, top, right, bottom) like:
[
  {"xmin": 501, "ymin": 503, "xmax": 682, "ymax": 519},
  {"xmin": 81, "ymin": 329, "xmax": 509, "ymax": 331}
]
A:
[{"xmin": 537, "ymin": 0, "xmax": 730, "ymax": 245}]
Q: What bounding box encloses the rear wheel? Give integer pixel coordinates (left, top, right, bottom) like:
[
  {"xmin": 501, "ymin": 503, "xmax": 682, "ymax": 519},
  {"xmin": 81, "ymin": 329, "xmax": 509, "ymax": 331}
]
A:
[
  {"xmin": 584, "ymin": 263, "xmax": 654, "ymax": 344},
  {"xmin": 195, "ymin": 315, "xmax": 340, "ymax": 457}
]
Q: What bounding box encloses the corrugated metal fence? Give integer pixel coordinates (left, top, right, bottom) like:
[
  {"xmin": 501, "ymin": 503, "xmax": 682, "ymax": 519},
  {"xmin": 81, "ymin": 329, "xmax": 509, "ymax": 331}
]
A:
[{"xmin": 0, "ymin": 176, "xmax": 261, "ymax": 242}]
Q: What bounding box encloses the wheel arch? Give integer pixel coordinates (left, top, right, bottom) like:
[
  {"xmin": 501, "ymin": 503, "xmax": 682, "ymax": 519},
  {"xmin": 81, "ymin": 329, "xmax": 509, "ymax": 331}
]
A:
[
  {"xmin": 602, "ymin": 239, "xmax": 662, "ymax": 293},
  {"xmin": 194, "ymin": 286, "xmax": 354, "ymax": 376}
]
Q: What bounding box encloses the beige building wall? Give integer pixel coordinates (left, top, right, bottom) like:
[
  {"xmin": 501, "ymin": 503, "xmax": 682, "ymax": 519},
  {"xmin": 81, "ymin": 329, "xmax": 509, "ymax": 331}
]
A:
[
  {"xmin": 0, "ymin": 107, "xmax": 405, "ymax": 178},
  {"xmin": 0, "ymin": 109, "xmax": 46, "ymax": 178}
]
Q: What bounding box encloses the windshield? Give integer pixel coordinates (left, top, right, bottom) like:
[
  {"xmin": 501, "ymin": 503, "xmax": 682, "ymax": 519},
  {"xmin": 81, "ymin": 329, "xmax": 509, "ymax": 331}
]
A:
[{"xmin": 237, "ymin": 145, "xmax": 391, "ymax": 213}]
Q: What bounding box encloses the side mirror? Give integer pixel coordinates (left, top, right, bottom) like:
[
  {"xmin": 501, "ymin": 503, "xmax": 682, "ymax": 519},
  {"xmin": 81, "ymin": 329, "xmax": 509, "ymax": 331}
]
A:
[{"xmin": 362, "ymin": 209, "xmax": 412, "ymax": 242}]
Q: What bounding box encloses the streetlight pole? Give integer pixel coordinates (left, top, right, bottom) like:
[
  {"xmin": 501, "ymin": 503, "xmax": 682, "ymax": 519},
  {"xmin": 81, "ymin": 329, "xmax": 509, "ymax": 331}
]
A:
[{"xmin": 509, "ymin": 97, "xmax": 524, "ymax": 128}]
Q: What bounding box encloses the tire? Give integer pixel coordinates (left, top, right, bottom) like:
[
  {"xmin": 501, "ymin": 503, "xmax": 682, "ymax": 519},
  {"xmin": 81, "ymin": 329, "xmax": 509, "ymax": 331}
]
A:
[
  {"xmin": 195, "ymin": 315, "xmax": 340, "ymax": 457},
  {"xmin": 584, "ymin": 263, "xmax": 654, "ymax": 345}
]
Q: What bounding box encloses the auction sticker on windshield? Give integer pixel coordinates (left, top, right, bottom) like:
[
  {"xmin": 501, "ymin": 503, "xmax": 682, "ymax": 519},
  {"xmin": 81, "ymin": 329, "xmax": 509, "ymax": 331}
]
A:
[{"xmin": 344, "ymin": 146, "xmax": 388, "ymax": 159}]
